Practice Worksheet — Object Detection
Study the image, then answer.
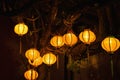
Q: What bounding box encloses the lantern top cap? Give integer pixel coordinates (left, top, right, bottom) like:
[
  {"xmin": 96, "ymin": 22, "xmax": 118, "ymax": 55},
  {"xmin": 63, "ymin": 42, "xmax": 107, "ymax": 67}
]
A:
[
  {"xmin": 15, "ymin": 22, "xmax": 27, "ymax": 25},
  {"xmin": 83, "ymin": 28, "xmax": 94, "ymax": 32},
  {"xmin": 106, "ymin": 36, "xmax": 115, "ymax": 38},
  {"xmin": 84, "ymin": 28, "xmax": 90, "ymax": 30}
]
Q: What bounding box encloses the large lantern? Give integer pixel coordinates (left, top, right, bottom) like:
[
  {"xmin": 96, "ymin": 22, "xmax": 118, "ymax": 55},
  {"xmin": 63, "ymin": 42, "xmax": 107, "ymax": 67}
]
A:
[
  {"xmin": 79, "ymin": 29, "xmax": 96, "ymax": 44},
  {"xmin": 63, "ymin": 32, "xmax": 78, "ymax": 46},
  {"xmin": 101, "ymin": 36, "xmax": 120, "ymax": 53},
  {"xmin": 42, "ymin": 52, "xmax": 57, "ymax": 66},
  {"xmin": 28, "ymin": 56, "xmax": 43, "ymax": 67},
  {"xmin": 24, "ymin": 69, "xmax": 38, "ymax": 80},
  {"xmin": 14, "ymin": 23, "xmax": 28, "ymax": 36},
  {"xmin": 25, "ymin": 48, "xmax": 40, "ymax": 61},
  {"xmin": 50, "ymin": 35, "xmax": 64, "ymax": 48}
]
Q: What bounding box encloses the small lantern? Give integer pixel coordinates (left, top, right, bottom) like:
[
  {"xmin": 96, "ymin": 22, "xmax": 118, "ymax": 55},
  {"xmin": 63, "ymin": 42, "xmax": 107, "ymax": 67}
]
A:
[
  {"xmin": 24, "ymin": 69, "xmax": 38, "ymax": 80},
  {"xmin": 28, "ymin": 56, "xmax": 43, "ymax": 67},
  {"xmin": 50, "ymin": 35, "xmax": 64, "ymax": 48},
  {"xmin": 63, "ymin": 32, "xmax": 78, "ymax": 46},
  {"xmin": 14, "ymin": 23, "xmax": 28, "ymax": 36},
  {"xmin": 101, "ymin": 36, "xmax": 120, "ymax": 53},
  {"xmin": 79, "ymin": 29, "xmax": 96, "ymax": 44},
  {"xmin": 42, "ymin": 52, "xmax": 57, "ymax": 66},
  {"xmin": 25, "ymin": 48, "xmax": 40, "ymax": 61}
]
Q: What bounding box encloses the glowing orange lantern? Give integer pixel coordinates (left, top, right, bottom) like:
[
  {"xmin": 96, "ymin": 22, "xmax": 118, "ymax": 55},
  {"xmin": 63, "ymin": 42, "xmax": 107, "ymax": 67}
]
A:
[
  {"xmin": 101, "ymin": 36, "xmax": 120, "ymax": 53},
  {"xmin": 14, "ymin": 23, "xmax": 28, "ymax": 36},
  {"xmin": 24, "ymin": 69, "xmax": 38, "ymax": 80},
  {"xmin": 50, "ymin": 35, "xmax": 64, "ymax": 48},
  {"xmin": 63, "ymin": 32, "xmax": 78, "ymax": 46},
  {"xmin": 42, "ymin": 52, "xmax": 57, "ymax": 66},
  {"xmin": 28, "ymin": 56, "xmax": 43, "ymax": 67},
  {"xmin": 79, "ymin": 29, "xmax": 96, "ymax": 44},
  {"xmin": 25, "ymin": 48, "xmax": 40, "ymax": 61}
]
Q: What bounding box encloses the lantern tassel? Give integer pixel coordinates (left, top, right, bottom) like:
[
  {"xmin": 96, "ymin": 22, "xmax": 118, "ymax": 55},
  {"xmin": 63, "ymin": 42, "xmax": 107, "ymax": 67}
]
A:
[
  {"xmin": 57, "ymin": 54, "xmax": 59, "ymax": 69},
  {"xmin": 20, "ymin": 37, "xmax": 22, "ymax": 54},
  {"xmin": 86, "ymin": 45, "xmax": 90, "ymax": 64},
  {"xmin": 68, "ymin": 54, "xmax": 72, "ymax": 64},
  {"xmin": 111, "ymin": 58, "xmax": 114, "ymax": 78},
  {"xmin": 48, "ymin": 67, "xmax": 51, "ymax": 80}
]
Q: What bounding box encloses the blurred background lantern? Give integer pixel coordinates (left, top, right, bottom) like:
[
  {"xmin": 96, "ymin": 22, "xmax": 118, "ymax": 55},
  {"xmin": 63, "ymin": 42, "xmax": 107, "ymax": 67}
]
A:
[
  {"xmin": 101, "ymin": 36, "xmax": 120, "ymax": 53},
  {"xmin": 50, "ymin": 35, "xmax": 64, "ymax": 48},
  {"xmin": 24, "ymin": 69, "xmax": 38, "ymax": 80},
  {"xmin": 14, "ymin": 23, "xmax": 29, "ymax": 54},
  {"xmin": 42, "ymin": 52, "xmax": 57, "ymax": 66},
  {"xmin": 63, "ymin": 32, "xmax": 78, "ymax": 46},
  {"xmin": 79, "ymin": 29, "xmax": 96, "ymax": 44},
  {"xmin": 101, "ymin": 36, "xmax": 120, "ymax": 78},
  {"xmin": 25, "ymin": 48, "xmax": 40, "ymax": 61},
  {"xmin": 28, "ymin": 56, "xmax": 43, "ymax": 67},
  {"xmin": 14, "ymin": 23, "xmax": 28, "ymax": 36}
]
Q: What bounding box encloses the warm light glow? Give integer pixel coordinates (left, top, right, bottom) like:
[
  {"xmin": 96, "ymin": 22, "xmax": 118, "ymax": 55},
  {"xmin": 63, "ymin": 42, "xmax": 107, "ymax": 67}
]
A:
[
  {"xmin": 79, "ymin": 29, "xmax": 96, "ymax": 44},
  {"xmin": 63, "ymin": 32, "xmax": 78, "ymax": 46},
  {"xmin": 28, "ymin": 56, "xmax": 43, "ymax": 67},
  {"xmin": 25, "ymin": 48, "xmax": 40, "ymax": 61},
  {"xmin": 24, "ymin": 69, "xmax": 38, "ymax": 80},
  {"xmin": 42, "ymin": 52, "xmax": 57, "ymax": 65},
  {"xmin": 50, "ymin": 35, "xmax": 64, "ymax": 48},
  {"xmin": 14, "ymin": 23, "xmax": 28, "ymax": 36},
  {"xmin": 101, "ymin": 36, "xmax": 120, "ymax": 53}
]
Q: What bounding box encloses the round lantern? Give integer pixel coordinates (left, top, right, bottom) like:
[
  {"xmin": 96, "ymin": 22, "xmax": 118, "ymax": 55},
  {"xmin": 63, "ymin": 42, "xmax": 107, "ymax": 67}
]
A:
[
  {"xmin": 28, "ymin": 56, "xmax": 43, "ymax": 67},
  {"xmin": 101, "ymin": 36, "xmax": 120, "ymax": 53},
  {"xmin": 14, "ymin": 23, "xmax": 28, "ymax": 36},
  {"xmin": 79, "ymin": 29, "xmax": 96, "ymax": 44},
  {"xmin": 42, "ymin": 52, "xmax": 57, "ymax": 66},
  {"xmin": 63, "ymin": 32, "xmax": 78, "ymax": 46},
  {"xmin": 25, "ymin": 48, "xmax": 40, "ymax": 61},
  {"xmin": 24, "ymin": 69, "xmax": 38, "ymax": 80},
  {"xmin": 50, "ymin": 35, "xmax": 64, "ymax": 48}
]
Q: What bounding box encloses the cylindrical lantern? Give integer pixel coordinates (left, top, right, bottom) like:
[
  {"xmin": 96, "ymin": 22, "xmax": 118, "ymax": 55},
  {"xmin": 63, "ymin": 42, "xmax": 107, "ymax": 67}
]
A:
[
  {"xmin": 63, "ymin": 32, "xmax": 78, "ymax": 46},
  {"xmin": 25, "ymin": 48, "xmax": 40, "ymax": 61},
  {"xmin": 79, "ymin": 29, "xmax": 96, "ymax": 44},
  {"xmin": 28, "ymin": 56, "xmax": 43, "ymax": 67},
  {"xmin": 24, "ymin": 69, "xmax": 38, "ymax": 80},
  {"xmin": 101, "ymin": 36, "xmax": 120, "ymax": 53},
  {"xmin": 14, "ymin": 23, "xmax": 28, "ymax": 36},
  {"xmin": 50, "ymin": 35, "xmax": 64, "ymax": 48},
  {"xmin": 42, "ymin": 52, "xmax": 57, "ymax": 66}
]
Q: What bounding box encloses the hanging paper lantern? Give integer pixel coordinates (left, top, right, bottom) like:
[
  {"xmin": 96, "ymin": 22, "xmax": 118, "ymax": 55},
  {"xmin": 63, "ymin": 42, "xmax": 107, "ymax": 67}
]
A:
[
  {"xmin": 101, "ymin": 36, "xmax": 120, "ymax": 53},
  {"xmin": 24, "ymin": 69, "xmax": 38, "ymax": 80},
  {"xmin": 79, "ymin": 29, "xmax": 96, "ymax": 44},
  {"xmin": 14, "ymin": 23, "xmax": 28, "ymax": 36},
  {"xmin": 25, "ymin": 48, "xmax": 40, "ymax": 61},
  {"xmin": 42, "ymin": 52, "xmax": 57, "ymax": 66},
  {"xmin": 63, "ymin": 32, "xmax": 78, "ymax": 46},
  {"xmin": 50, "ymin": 35, "xmax": 64, "ymax": 48},
  {"xmin": 28, "ymin": 56, "xmax": 43, "ymax": 67}
]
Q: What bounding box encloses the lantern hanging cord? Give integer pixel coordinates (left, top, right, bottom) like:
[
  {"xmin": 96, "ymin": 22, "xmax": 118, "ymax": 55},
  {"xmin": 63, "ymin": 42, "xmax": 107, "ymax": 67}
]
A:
[{"xmin": 33, "ymin": 20, "xmax": 37, "ymax": 48}]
